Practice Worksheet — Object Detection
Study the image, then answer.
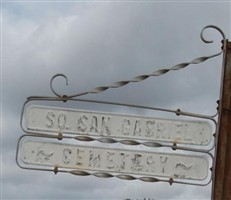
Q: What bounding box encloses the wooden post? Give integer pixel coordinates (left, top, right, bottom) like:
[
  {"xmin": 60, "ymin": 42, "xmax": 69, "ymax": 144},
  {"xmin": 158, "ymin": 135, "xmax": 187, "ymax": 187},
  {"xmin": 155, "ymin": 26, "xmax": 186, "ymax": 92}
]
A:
[{"xmin": 212, "ymin": 40, "xmax": 231, "ymax": 200}]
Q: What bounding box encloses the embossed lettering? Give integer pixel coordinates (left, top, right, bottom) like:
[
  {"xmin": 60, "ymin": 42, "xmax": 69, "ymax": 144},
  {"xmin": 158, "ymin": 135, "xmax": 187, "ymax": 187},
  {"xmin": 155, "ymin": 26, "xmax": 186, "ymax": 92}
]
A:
[
  {"xmin": 29, "ymin": 106, "xmax": 213, "ymax": 147},
  {"xmin": 63, "ymin": 148, "xmax": 72, "ymax": 164},
  {"xmin": 46, "ymin": 112, "xmax": 69, "ymax": 130},
  {"xmin": 133, "ymin": 120, "xmax": 141, "ymax": 136},
  {"xmin": 146, "ymin": 156, "xmax": 155, "ymax": 172},
  {"xmin": 183, "ymin": 123, "xmax": 192, "ymax": 142},
  {"xmin": 160, "ymin": 156, "xmax": 168, "ymax": 173},
  {"xmin": 199, "ymin": 127, "xmax": 209, "ymax": 145},
  {"xmin": 76, "ymin": 149, "xmax": 84, "ymax": 166},
  {"xmin": 145, "ymin": 120, "xmax": 155, "ymax": 137},
  {"xmin": 77, "ymin": 115, "xmax": 88, "ymax": 132},
  {"xmin": 175, "ymin": 162, "xmax": 192, "ymax": 170},
  {"xmin": 175, "ymin": 123, "xmax": 184, "ymax": 140},
  {"xmin": 90, "ymin": 116, "xmax": 98, "ymax": 133},
  {"xmin": 101, "ymin": 117, "xmax": 111, "ymax": 135},
  {"xmin": 174, "ymin": 123, "xmax": 192, "ymax": 142},
  {"xmin": 156, "ymin": 122, "xmax": 165, "ymax": 138},
  {"xmin": 36, "ymin": 147, "xmax": 54, "ymax": 163},
  {"xmin": 119, "ymin": 153, "xmax": 129, "ymax": 170},
  {"xmin": 89, "ymin": 150, "xmax": 101, "ymax": 168},
  {"xmin": 106, "ymin": 151, "xmax": 115, "ymax": 169},
  {"xmin": 131, "ymin": 154, "xmax": 143, "ymax": 171},
  {"xmin": 46, "ymin": 112, "xmax": 55, "ymax": 128},
  {"xmin": 121, "ymin": 119, "xmax": 130, "ymax": 135},
  {"xmin": 58, "ymin": 113, "xmax": 67, "ymax": 129}
]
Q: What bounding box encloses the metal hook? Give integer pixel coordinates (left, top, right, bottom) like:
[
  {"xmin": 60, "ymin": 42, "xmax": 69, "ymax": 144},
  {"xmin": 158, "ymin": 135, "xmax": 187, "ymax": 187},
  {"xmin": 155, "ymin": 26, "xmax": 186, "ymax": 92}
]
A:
[
  {"xmin": 200, "ymin": 25, "xmax": 226, "ymax": 44},
  {"xmin": 50, "ymin": 74, "xmax": 68, "ymax": 98}
]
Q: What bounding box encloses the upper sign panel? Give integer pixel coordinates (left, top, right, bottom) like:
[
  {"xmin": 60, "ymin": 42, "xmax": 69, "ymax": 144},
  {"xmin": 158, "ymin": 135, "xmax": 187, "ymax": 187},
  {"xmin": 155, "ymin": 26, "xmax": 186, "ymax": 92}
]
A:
[{"xmin": 25, "ymin": 105, "xmax": 212, "ymax": 146}]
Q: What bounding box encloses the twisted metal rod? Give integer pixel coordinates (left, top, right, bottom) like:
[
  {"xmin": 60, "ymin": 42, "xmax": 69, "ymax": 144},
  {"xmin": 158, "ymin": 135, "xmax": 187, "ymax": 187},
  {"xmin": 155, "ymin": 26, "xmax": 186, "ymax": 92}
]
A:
[
  {"xmin": 50, "ymin": 25, "xmax": 226, "ymax": 99},
  {"xmin": 67, "ymin": 169, "xmax": 211, "ymax": 186},
  {"xmin": 70, "ymin": 135, "xmax": 215, "ymax": 154}
]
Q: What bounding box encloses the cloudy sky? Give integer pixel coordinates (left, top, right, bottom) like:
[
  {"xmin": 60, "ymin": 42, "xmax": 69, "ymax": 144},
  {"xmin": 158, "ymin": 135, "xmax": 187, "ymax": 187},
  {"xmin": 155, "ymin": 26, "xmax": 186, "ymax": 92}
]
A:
[{"xmin": 1, "ymin": 1, "xmax": 231, "ymax": 200}]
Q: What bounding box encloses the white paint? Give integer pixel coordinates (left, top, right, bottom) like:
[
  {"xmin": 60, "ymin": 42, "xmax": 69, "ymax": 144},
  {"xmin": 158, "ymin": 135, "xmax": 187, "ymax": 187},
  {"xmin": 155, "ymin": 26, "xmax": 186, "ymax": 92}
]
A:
[
  {"xmin": 20, "ymin": 140, "xmax": 209, "ymax": 181},
  {"xmin": 25, "ymin": 105, "xmax": 212, "ymax": 145}
]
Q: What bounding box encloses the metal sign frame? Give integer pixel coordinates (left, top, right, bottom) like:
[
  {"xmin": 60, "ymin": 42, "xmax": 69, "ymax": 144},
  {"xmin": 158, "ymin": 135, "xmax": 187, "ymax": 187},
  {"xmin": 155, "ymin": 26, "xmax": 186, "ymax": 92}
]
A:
[{"xmin": 16, "ymin": 25, "xmax": 227, "ymax": 188}]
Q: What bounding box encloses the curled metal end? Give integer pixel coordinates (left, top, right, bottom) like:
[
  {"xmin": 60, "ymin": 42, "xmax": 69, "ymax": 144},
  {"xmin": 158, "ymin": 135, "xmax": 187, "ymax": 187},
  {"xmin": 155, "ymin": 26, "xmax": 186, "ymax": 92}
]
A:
[
  {"xmin": 50, "ymin": 74, "xmax": 68, "ymax": 98},
  {"xmin": 200, "ymin": 25, "xmax": 226, "ymax": 44}
]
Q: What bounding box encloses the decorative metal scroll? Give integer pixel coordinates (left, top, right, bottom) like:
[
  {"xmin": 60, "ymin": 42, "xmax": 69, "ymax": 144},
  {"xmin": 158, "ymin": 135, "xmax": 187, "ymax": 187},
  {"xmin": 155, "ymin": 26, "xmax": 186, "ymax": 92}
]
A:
[
  {"xmin": 26, "ymin": 25, "xmax": 224, "ymax": 100},
  {"xmin": 17, "ymin": 25, "xmax": 226, "ymax": 185}
]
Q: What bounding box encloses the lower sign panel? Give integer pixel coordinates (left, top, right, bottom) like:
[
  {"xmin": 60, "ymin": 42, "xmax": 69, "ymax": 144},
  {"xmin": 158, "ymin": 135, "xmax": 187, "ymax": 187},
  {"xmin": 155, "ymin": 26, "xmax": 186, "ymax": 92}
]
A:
[{"xmin": 18, "ymin": 139, "xmax": 209, "ymax": 181}]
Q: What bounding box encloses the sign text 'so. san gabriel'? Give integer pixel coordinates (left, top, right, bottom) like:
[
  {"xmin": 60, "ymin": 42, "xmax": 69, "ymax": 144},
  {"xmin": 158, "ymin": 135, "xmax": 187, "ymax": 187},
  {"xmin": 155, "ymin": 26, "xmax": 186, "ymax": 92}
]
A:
[{"xmin": 25, "ymin": 105, "xmax": 212, "ymax": 145}]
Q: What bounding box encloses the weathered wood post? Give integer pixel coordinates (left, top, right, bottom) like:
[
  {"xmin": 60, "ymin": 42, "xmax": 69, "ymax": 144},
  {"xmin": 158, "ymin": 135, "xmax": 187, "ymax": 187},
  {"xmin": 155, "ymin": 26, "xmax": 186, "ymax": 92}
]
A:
[{"xmin": 212, "ymin": 39, "xmax": 231, "ymax": 200}]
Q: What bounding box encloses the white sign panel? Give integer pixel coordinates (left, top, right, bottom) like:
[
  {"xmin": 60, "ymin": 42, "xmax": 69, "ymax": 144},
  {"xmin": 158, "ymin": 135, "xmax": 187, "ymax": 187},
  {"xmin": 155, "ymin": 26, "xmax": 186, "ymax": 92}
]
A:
[
  {"xmin": 25, "ymin": 105, "xmax": 212, "ymax": 145},
  {"xmin": 20, "ymin": 140, "xmax": 209, "ymax": 181}
]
